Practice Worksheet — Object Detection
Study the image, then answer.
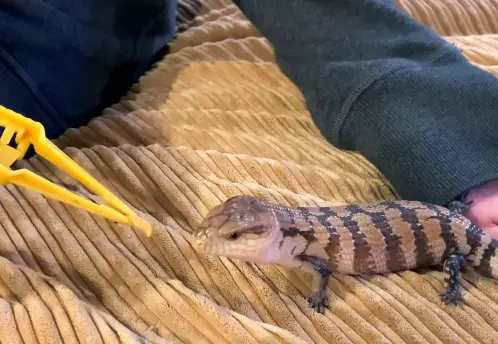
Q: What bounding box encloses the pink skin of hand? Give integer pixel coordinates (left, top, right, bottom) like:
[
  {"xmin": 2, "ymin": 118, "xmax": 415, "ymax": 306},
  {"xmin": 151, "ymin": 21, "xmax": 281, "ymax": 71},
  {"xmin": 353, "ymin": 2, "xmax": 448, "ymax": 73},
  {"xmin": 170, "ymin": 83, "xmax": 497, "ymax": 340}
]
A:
[{"xmin": 464, "ymin": 179, "xmax": 498, "ymax": 240}]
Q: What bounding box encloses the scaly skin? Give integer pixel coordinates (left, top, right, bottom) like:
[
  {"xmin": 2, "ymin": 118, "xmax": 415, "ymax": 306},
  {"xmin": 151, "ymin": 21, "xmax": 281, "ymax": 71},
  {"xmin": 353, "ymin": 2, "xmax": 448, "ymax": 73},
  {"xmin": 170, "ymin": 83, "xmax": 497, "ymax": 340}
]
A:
[{"xmin": 193, "ymin": 195, "xmax": 498, "ymax": 313}]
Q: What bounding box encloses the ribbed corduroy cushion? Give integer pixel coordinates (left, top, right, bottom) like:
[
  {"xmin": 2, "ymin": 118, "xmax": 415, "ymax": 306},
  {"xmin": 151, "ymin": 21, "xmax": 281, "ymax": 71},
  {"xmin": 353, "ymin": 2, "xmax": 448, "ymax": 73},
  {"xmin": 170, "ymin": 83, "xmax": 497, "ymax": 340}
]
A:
[{"xmin": 0, "ymin": 0, "xmax": 497, "ymax": 343}]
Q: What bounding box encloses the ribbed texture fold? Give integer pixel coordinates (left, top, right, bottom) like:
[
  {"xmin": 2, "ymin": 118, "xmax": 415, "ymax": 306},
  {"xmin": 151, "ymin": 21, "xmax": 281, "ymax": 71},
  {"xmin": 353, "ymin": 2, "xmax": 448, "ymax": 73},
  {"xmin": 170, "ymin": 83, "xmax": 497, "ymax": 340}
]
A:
[{"xmin": 2, "ymin": 0, "xmax": 497, "ymax": 342}]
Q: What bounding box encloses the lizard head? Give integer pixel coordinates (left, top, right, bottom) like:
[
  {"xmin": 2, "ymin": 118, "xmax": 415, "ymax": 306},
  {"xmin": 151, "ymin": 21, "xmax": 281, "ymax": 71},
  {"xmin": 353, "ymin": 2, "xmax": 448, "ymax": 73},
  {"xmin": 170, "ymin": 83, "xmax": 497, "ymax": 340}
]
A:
[{"xmin": 193, "ymin": 195, "xmax": 282, "ymax": 264}]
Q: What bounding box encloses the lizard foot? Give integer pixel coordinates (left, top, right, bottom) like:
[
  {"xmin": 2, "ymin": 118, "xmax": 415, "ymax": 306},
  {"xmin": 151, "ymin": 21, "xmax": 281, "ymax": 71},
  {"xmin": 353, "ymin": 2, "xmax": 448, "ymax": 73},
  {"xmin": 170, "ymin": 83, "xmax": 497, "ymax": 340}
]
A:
[
  {"xmin": 308, "ymin": 290, "xmax": 329, "ymax": 313},
  {"xmin": 440, "ymin": 289, "xmax": 463, "ymax": 305},
  {"xmin": 446, "ymin": 199, "xmax": 473, "ymax": 215}
]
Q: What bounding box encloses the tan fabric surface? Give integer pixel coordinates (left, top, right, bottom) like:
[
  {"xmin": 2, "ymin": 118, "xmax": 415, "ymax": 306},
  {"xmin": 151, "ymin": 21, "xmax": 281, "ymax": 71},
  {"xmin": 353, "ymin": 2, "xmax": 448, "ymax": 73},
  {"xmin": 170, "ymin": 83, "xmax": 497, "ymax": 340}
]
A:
[{"xmin": 1, "ymin": 0, "xmax": 498, "ymax": 343}]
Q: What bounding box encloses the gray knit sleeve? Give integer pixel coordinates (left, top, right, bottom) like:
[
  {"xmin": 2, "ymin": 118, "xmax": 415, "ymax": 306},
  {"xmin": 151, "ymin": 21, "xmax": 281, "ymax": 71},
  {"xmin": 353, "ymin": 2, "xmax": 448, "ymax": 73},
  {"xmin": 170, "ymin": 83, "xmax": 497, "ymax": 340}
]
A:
[{"xmin": 233, "ymin": 0, "xmax": 498, "ymax": 205}]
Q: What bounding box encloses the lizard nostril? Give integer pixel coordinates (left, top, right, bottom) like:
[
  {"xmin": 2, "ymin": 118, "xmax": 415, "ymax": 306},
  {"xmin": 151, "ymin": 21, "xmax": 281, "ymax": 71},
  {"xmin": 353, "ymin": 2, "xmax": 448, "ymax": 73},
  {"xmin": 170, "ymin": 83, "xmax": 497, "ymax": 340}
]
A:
[{"xmin": 196, "ymin": 229, "xmax": 207, "ymax": 238}]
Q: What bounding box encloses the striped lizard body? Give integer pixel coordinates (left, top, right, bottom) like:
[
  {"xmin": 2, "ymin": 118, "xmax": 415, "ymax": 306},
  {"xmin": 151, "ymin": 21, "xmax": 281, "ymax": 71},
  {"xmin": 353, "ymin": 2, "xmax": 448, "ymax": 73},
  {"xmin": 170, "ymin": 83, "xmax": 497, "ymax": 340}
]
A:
[{"xmin": 193, "ymin": 195, "xmax": 498, "ymax": 313}]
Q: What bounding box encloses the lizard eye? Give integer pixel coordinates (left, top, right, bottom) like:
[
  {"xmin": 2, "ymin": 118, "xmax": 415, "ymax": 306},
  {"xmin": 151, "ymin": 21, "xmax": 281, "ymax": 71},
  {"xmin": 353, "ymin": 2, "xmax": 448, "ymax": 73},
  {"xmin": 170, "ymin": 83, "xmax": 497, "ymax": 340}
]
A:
[{"xmin": 228, "ymin": 232, "xmax": 240, "ymax": 241}]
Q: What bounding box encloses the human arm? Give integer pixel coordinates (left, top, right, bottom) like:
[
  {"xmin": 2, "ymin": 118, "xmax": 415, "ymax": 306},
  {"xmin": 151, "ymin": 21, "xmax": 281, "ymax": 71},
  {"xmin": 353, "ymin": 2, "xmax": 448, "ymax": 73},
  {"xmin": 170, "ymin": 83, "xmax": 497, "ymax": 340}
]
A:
[{"xmin": 231, "ymin": 0, "xmax": 498, "ymax": 226}]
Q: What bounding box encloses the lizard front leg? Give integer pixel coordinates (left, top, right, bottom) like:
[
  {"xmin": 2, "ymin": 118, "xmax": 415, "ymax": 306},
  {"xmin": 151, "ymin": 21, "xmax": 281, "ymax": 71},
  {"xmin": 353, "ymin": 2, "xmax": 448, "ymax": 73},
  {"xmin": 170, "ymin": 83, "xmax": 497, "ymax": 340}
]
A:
[
  {"xmin": 297, "ymin": 254, "xmax": 331, "ymax": 313},
  {"xmin": 440, "ymin": 252, "xmax": 466, "ymax": 305}
]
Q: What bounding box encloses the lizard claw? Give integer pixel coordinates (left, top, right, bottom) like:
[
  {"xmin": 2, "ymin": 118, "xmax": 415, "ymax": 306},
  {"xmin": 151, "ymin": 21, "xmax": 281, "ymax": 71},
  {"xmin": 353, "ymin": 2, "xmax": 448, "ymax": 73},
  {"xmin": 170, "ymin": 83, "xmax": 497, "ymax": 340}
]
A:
[
  {"xmin": 308, "ymin": 291, "xmax": 329, "ymax": 313},
  {"xmin": 440, "ymin": 290, "xmax": 463, "ymax": 305}
]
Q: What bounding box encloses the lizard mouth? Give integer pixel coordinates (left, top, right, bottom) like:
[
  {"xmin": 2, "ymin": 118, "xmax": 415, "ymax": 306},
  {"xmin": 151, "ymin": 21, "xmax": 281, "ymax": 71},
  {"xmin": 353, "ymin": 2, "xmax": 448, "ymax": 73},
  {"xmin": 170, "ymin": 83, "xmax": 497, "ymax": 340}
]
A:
[
  {"xmin": 194, "ymin": 238, "xmax": 206, "ymax": 251},
  {"xmin": 193, "ymin": 229, "xmax": 208, "ymax": 251}
]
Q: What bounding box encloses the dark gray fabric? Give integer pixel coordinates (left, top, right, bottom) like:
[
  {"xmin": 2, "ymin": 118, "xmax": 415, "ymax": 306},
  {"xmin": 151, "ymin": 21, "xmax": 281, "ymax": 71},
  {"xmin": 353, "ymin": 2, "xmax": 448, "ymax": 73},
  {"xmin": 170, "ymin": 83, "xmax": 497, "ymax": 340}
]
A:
[{"xmin": 0, "ymin": 0, "xmax": 178, "ymax": 139}]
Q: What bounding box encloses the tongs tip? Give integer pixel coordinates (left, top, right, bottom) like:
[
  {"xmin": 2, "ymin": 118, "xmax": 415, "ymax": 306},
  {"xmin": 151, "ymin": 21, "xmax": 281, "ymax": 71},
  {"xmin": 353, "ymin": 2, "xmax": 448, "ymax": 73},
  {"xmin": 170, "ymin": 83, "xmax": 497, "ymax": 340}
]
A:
[{"xmin": 130, "ymin": 214, "xmax": 153, "ymax": 237}]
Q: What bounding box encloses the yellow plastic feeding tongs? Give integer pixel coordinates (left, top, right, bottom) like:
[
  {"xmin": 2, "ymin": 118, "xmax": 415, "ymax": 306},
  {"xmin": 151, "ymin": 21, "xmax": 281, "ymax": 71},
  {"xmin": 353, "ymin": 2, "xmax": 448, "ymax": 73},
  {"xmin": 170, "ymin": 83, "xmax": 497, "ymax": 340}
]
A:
[{"xmin": 0, "ymin": 105, "xmax": 152, "ymax": 236}]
